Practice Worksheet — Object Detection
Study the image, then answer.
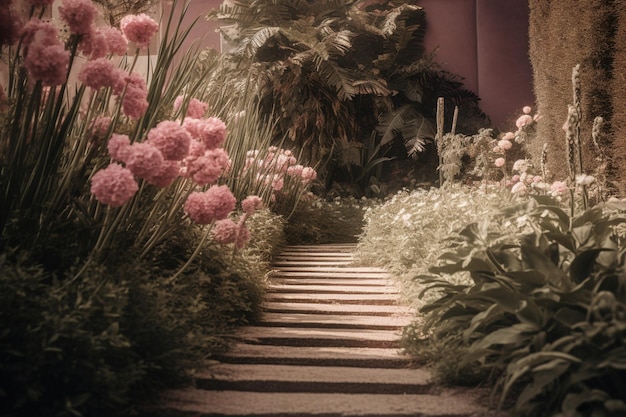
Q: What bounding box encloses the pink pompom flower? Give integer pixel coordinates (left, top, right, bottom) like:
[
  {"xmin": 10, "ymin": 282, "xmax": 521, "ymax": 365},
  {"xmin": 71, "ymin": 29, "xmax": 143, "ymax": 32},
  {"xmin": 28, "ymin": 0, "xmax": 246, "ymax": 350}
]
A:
[
  {"xmin": 91, "ymin": 163, "xmax": 138, "ymax": 207},
  {"xmin": 174, "ymin": 96, "xmax": 208, "ymax": 119},
  {"xmin": 147, "ymin": 120, "xmax": 192, "ymax": 161},
  {"xmin": 58, "ymin": 0, "xmax": 99, "ymax": 35},
  {"xmin": 212, "ymin": 218, "xmax": 237, "ymax": 244},
  {"xmin": 184, "ymin": 185, "xmax": 236, "ymax": 225},
  {"xmin": 144, "ymin": 160, "xmax": 180, "ymax": 188},
  {"xmin": 102, "ymin": 26, "xmax": 128, "ymax": 55},
  {"xmin": 124, "ymin": 142, "xmax": 164, "ymax": 179},
  {"xmin": 301, "ymin": 167, "xmax": 317, "ymax": 184},
  {"xmin": 522, "ymin": 106, "xmax": 532, "ymax": 114},
  {"xmin": 186, "ymin": 148, "xmax": 231, "ymax": 186},
  {"xmin": 235, "ymin": 223, "xmax": 251, "ymax": 250},
  {"xmin": 494, "ymin": 157, "xmax": 505, "ymax": 168},
  {"xmin": 78, "ymin": 58, "xmax": 125, "ymax": 92},
  {"xmin": 24, "ymin": 43, "xmax": 69, "ymax": 86},
  {"xmin": 183, "ymin": 117, "xmax": 227, "ymax": 149},
  {"xmin": 497, "ymin": 139, "xmax": 513, "ymax": 151},
  {"xmin": 241, "ymin": 195, "xmax": 263, "ymax": 215},
  {"xmin": 121, "ymin": 72, "xmax": 149, "ymax": 119},
  {"xmin": 120, "ymin": 13, "xmax": 159, "ymax": 48},
  {"xmin": 107, "ymin": 134, "xmax": 131, "ymax": 161},
  {"xmin": 550, "ymin": 181, "xmax": 569, "ymax": 196}
]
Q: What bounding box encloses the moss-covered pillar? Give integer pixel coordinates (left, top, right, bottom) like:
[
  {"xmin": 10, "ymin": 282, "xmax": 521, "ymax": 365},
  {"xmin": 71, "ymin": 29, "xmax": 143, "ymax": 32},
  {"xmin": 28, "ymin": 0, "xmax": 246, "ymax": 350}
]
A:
[{"xmin": 528, "ymin": 0, "xmax": 625, "ymax": 195}]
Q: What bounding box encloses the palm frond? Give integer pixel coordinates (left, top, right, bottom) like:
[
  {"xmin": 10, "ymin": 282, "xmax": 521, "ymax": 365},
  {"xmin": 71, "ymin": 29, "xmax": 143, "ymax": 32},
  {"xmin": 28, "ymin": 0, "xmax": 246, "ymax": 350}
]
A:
[
  {"xmin": 377, "ymin": 104, "xmax": 435, "ymax": 152},
  {"xmin": 353, "ymin": 79, "xmax": 391, "ymax": 96},
  {"xmin": 316, "ymin": 58, "xmax": 357, "ymax": 100},
  {"xmin": 380, "ymin": 4, "xmax": 421, "ymax": 36}
]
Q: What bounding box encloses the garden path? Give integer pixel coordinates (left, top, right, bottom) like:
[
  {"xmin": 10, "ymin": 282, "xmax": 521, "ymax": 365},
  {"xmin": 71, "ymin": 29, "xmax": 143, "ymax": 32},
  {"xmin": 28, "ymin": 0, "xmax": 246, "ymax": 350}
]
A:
[{"xmin": 149, "ymin": 244, "xmax": 493, "ymax": 416}]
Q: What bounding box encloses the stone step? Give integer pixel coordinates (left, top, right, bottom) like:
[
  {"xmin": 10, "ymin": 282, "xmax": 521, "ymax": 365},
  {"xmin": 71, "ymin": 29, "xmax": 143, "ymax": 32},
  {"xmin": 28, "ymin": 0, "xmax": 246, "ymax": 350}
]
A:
[
  {"xmin": 270, "ymin": 270, "xmax": 393, "ymax": 278},
  {"xmin": 155, "ymin": 389, "xmax": 489, "ymax": 417},
  {"xmin": 271, "ymin": 266, "xmax": 387, "ymax": 273},
  {"xmin": 270, "ymin": 277, "xmax": 394, "ymax": 286},
  {"xmin": 266, "ymin": 293, "xmax": 400, "ymax": 305},
  {"xmin": 235, "ymin": 326, "xmax": 403, "ymax": 348},
  {"xmin": 263, "ymin": 301, "xmax": 412, "ymax": 316},
  {"xmin": 214, "ymin": 344, "xmax": 413, "ymax": 368},
  {"xmin": 272, "ymin": 260, "xmax": 355, "ymax": 267},
  {"xmin": 268, "ymin": 284, "xmax": 399, "ymax": 294},
  {"xmin": 258, "ymin": 312, "xmax": 412, "ymax": 329},
  {"xmin": 193, "ymin": 364, "xmax": 433, "ymax": 394},
  {"xmin": 277, "ymin": 251, "xmax": 355, "ymax": 258}
]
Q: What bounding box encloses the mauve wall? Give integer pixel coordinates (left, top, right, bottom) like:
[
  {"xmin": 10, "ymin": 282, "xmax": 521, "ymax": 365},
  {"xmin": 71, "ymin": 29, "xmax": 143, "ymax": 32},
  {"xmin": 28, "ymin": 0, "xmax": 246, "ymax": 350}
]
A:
[{"xmin": 170, "ymin": 0, "xmax": 534, "ymax": 129}]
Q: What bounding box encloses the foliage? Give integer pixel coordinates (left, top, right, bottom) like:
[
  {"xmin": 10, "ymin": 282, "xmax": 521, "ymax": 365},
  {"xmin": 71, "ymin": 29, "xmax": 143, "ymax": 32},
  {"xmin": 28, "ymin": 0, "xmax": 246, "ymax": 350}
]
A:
[
  {"xmin": 416, "ymin": 195, "xmax": 626, "ymax": 416},
  {"xmin": 208, "ymin": 0, "xmax": 489, "ymax": 184},
  {"xmin": 285, "ymin": 195, "xmax": 370, "ymax": 244}
]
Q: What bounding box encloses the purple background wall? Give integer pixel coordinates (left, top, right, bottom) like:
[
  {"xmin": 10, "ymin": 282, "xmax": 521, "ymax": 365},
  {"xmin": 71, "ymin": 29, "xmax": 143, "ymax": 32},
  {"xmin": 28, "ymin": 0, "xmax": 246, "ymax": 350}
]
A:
[{"xmin": 171, "ymin": 0, "xmax": 534, "ymax": 130}]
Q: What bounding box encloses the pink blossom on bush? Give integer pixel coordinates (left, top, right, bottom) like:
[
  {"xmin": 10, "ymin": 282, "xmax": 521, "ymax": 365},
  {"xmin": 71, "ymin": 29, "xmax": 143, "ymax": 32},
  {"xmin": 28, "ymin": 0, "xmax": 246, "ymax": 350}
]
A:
[
  {"xmin": 271, "ymin": 175, "xmax": 284, "ymax": 191},
  {"xmin": 184, "ymin": 185, "xmax": 236, "ymax": 225},
  {"xmin": 550, "ymin": 181, "xmax": 569, "ymax": 196},
  {"xmin": 492, "ymin": 146, "xmax": 503, "ymax": 154},
  {"xmin": 120, "ymin": 13, "xmax": 158, "ymax": 48},
  {"xmin": 183, "ymin": 117, "xmax": 227, "ymax": 149},
  {"xmin": 511, "ymin": 174, "xmax": 520, "ymax": 183},
  {"xmin": 516, "ymin": 114, "xmax": 533, "ymax": 129},
  {"xmin": 144, "ymin": 160, "xmax": 180, "ymax": 187},
  {"xmin": 107, "ymin": 134, "xmax": 131, "ymax": 161},
  {"xmin": 497, "ymin": 139, "xmax": 512, "ymax": 150},
  {"xmin": 58, "ymin": 0, "xmax": 99, "ymax": 35},
  {"xmin": 24, "ymin": 43, "xmax": 69, "ymax": 86},
  {"xmin": 78, "ymin": 58, "xmax": 125, "ymax": 92},
  {"xmin": 241, "ymin": 195, "xmax": 263, "ymax": 215},
  {"xmin": 90, "ymin": 163, "xmax": 138, "ymax": 207},
  {"xmin": 125, "ymin": 142, "xmax": 164, "ymax": 179},
  {"xmin": 212, "ymin": 218, "xmax": 237, "ymax": 244},
  {"xmin": 532, "ymin": 175, "xmax": 542, "ymax": 183},
  {"xmin": 522, "ymin": 106, "xmax": 532, "ymax": 114},
  {"xmin": 147, "ymin": 120, "xmax": 191, "ymax": 161},
  {"xmin": 494, "ymin": 157, "xmax": 505, "ymax": 168}
]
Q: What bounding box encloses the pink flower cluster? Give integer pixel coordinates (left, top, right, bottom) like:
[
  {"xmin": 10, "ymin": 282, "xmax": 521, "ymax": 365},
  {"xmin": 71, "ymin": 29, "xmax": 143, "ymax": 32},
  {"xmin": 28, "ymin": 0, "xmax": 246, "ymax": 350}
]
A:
[
  {"xmin": 244, "ymin": 147, "xmax": 317, "ymax": 201},
  {"xmin": 212, "ymin": 194, "xmax": 263, "ymax": 250},
  {"xmin": 21, "ymin": 19, "xmax": 70, "ymax": 86},
  {"xmin": 173, "ymin": 96, "xmax": 209, "ymax": 119},
  {"xmin": 180, "ymin": 117, "xmax": 231, "ymax": 186},
  {"xmin": 184, "ymin": 185, "xmax": 236, "ymax": 225}
]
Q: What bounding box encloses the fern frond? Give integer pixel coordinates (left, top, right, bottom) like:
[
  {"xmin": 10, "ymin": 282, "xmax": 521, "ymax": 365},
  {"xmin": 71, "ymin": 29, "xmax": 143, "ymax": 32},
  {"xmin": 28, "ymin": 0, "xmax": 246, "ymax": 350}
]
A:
[
  {"xmin": 380, "ymin": 4, "xmax": 421, "ymax": 36},
  {"xmin": 353, "ymin": 79, "xmax": 391, "ymax": 96},
  {"xmin": 316, "ymin": 59, "xmax": 357, "ymax": 100}
]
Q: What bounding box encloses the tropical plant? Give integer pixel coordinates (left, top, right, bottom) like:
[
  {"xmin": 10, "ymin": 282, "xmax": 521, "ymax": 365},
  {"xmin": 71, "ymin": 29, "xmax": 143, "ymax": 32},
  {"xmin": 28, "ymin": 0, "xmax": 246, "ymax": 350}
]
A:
[{"xmin": 208, "ymin": 0, "xmax": 489, "ymax": 187}]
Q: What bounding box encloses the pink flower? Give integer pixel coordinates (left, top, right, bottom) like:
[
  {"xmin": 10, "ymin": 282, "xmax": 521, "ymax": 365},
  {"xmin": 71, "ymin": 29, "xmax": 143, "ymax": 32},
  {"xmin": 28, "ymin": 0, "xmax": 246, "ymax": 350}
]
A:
[
  {"xmin": 91, "ymin": 163, "xmax": 138, "ymax": 207},
  {"xmin": 288, "ymin": 164, "xmax": 304, "ymax": 177},
  {"xmin": 241, "ymin": 195, "xmax": 263, "ymax": 214},
  {"xmin": 121, "ymin": 72, "xmax": 149, "ymax": 119},
  {"xmin": 213, "ymin": 219, "xmax": 237, "ymax": 244},
  {"xmin": 58, "ymin": 0, "xmax": 99, "ymax": 35},
  {"xmin": 183, "ymin": 117, "xmax": 227, "ymax": 149},
  {"xmin": 235, "ymin": 223, "xmax": 251, "ymax": 250},
  {"xmin": 78, "ymin": 58, "xmax": 125, "ymax": 92},
  {"xmin": 271, "ymin": 176, "xmax": 284, "ymax": 191},
  {"xmin": 102, "ymin": 26, "xmax": 128, "ymax": 55},
  {"xmin": 89, "ymin": 116, "xmax": 111, "ymax": 143},
  {"xmin": 24, "ymin": 43, "xmax": 69, "ymax": 86},
  {"xmin": 550, "ymin": 181, "xmax": 569, "ymax": 196},
  {"xmin": 533, "ymin": 175, "xmax": 542, "ymax": 183},
  {"xmin": 502, "ymin": 132, "xmax": 515, "ymax": 141},
  {"xmin": 522, "ymin": 106, "xmax": 532, "ymax": 114},
  {"xmin": 512, "ymin": 159, "xmax": 529, "ymax": 173},
  {"xmin": 511, "ymin": 182, "xmax": 528, "ymax": 194},
  {"xmin": 186, "ymin": 148, "xmax": 230, "ymax": 185},
  {"xmin": 147, "ymin": 120, "xmax": 192, "ymax": 161},
  {"xmin": 21, "ymin": 19, "xmax": 59, "ymax": 48},
  {"xmin": 145, "ymin": 160, "xmax": 180, "ymax": 188},
  {"xmin": 301, "ymin": 167, "xmax": 317, "ymax": 184},
  {"xmin": 79, "ymin": 28, "xmax": 108, "ymax": 59},
  {"xmin": 184, "ymin": 185, "xmax": 236, "ymax": 225},
  {"xmin": 516, "ymin": 114, "xmax": 533, "ymax": 129},
  {"xmin": 494, "ymin": 157, "xmax": 505, "ymax": 168},
  {"xmin": 124, "ymin": 142, "xmax": 164, "ymax": 179},
  {"xmin": 497, "ymin": 139, "xmax": 512, "ymax": 150},
  {"xmin": 492, "ymin": 146, "xmax": 503, "ymax": 154},
  {"xmin": 120, "ymin": 13, "xmax": 159, "ymax": 48},
  {"xmin": 107, "ymin": 134, "xmax": 131, "ymax": 161},
  {"xmin": 511, "ymin": 174, "xmax": 520, "ymax": 183},
  {"xmin": 174, "ymin": 96, "xmax": 208, "ymax": 119}
]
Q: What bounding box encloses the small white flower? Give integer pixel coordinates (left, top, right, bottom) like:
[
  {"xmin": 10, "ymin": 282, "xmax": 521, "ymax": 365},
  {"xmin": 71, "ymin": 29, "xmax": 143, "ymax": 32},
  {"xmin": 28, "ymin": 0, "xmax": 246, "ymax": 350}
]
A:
[{"xmin": 576, "ymin": 174, "xmax": 595, "ymax": 186}]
